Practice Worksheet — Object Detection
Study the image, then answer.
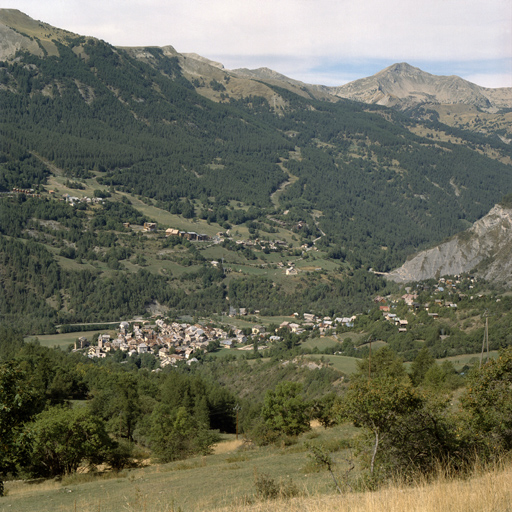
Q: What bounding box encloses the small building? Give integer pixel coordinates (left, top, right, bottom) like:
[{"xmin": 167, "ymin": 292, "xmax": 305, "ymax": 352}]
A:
[
  {"xmin": 143, "ymin": 222, "xmax": 157, "ymax": 232},
  {"xmin": 74, "ymin": 337, "xmax": 88, "ymax": 350},
  {"xmin": 166, "ymin": 228, "xmax": 180, "ymax": 237}
]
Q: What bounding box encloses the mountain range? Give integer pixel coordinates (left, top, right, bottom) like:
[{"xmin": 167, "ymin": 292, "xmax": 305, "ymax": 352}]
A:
[
  {"xmin": 1, "ymin": 8, "xmax": 512, "ymax": 331},
  {"xmin": 2, "ymin": 10, "xmax": 511, "ymax": 115}
]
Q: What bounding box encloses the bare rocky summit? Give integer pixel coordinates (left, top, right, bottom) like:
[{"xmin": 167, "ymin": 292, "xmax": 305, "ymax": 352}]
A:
[
  {"xmin": 387, "ymin": 203, "xmax": 512, "ymax": 286},
  {"xmin": 330, "ymin": 63, "xmax": 512, "ymax": 112}
]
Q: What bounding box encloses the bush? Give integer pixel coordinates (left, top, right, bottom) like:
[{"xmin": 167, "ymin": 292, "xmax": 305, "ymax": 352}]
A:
[{"xmin": 254, "ymin": 474, "xmax": 301, "ymax": 500}]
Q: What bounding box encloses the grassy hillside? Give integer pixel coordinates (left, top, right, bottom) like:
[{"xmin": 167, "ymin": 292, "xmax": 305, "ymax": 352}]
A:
[{"xmin": 3, "ymin": 428, "xmax": 510, "ymax": 512}]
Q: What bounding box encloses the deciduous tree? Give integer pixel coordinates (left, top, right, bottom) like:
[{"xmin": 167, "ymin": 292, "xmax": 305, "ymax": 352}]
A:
[
  {"xmin": 0, "ymin": 363, "xmax": 36, "ymax": 496},
  {"xmin": 262, "ymin": 382, "xmax": 310, "ymax": 437},
  {"xmin": 461, "ymin": 347, "xmax": 512, "ymax": 458},
  {"xmin": 28, "ymin": 404, "xmax": 114, "ymax": 477}
]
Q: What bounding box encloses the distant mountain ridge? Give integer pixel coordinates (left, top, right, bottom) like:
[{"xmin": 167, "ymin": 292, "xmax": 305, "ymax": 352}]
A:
[
  {"xmin": 2, "ymin": 9, "xmax": 511, "ymax": 113},
  {"xmin": 0, "ymin": 8, "xmax": 75, "ymax": 59},
  {"xmin": 387, "ymin": 203, "xmax": 512, "ymax": 286},
  {"xmin": 330, "ymin": 62, "xmax": 512, "ymax": 112}
]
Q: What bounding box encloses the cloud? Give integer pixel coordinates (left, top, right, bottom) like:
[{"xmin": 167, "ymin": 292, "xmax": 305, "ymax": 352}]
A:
[{"xmin": 4, "ymin": 0, "xmax": 512, "ymax": 87}]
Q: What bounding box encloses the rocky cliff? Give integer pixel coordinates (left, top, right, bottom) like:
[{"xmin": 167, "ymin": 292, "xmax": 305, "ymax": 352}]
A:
[{"xmin": 387, "ymin": 204, "xmax": 512, "ymax": 286}]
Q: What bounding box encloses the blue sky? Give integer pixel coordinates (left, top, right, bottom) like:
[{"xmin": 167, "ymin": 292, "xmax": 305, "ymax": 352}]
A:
[{"xmin": 4, "ymin": 0, "xmax": 512, "ymax": 88}]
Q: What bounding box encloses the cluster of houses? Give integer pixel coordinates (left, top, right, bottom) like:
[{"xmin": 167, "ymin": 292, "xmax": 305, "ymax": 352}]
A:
[
  {"xmin": 79, "ymin": 320, "xmax": 230, "ymax": 365},
  {"xmin": 75, "ymin": 310, "xmax": 358, "ymax": 365},
  {"xmin": 375, "ymin": 279, "xmax": 466, "ymax": 331},
  {"xmin": 77, "ymin": 319, "xmax": 270, "ymax": 364},
  {"xmin": 225, "ymin": 237, "xmax": 287, "ymax": 251},
  {"xmin": 130, "ymin": 223, "xmax": 211, "ymax": 241},
  {"xmin": 11, "ymin": 187, "xmax": 40, "ymax": 197},
  {"xmin": 164, "ymin": 228, "xmax": 209, "ymax": 241},
  {"xmin": 61, "ymin": 193, "xmax": 104, "ymax": 206},
  {"xmin": 294, "ymin": 313, "xmax": 356, "ymax": 333}
]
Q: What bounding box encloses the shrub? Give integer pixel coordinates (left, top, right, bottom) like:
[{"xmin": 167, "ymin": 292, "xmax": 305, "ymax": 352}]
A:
[{"xmin": 254, "ymin": 474, "xmax": 301, "ymax": 500}]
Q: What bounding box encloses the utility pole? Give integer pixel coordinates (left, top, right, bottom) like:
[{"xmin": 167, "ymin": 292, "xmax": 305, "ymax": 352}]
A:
[
  {"xmin": 368, "ymin": 336, "xmax": 372, "ymax": 379},
  {"xmin": 233, "ymin": 404, "xmax": 241, "ymax": 440},
  {"xmin": 479, "ymin": 310, "xmax": 489, "ymax": 368}
]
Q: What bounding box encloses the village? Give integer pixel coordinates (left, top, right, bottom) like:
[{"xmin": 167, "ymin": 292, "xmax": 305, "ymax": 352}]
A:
[
  {"xmin": 73, "ymin": 274, "xmax": 477, "ymax": 366},
  {"xmin": 74, "ymin": 312, "xmax": 357, "ymax": 365}
]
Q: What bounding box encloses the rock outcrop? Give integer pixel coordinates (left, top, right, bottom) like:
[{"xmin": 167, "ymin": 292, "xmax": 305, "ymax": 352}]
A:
[{"xmin": 387, "ymin": 204, "xmax": 512, "ymax": 285}]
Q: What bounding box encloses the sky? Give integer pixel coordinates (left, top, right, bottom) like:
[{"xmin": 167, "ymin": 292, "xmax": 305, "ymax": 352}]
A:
[{"xmin": 3, "ymin": 0, "xmax": 512, "ymax": 88}]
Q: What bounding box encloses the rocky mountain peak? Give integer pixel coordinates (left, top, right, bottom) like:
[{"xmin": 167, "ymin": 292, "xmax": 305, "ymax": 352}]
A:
[
  {"xmin": 331, "ymin": 62, "xmax": 512, "ymax": 112},
  {"xmin": 377, "ymin": 62, "xmax": 424, "ymax": 77}
]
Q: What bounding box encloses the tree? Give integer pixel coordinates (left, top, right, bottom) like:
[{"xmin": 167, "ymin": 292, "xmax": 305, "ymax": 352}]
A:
[
  {"xmin": 0, "ymin": 327, "xmax": 25, "ymax": 362},
  {"xmin": 28, "ymin": 404, "xmax": 114, "ymax": 477},
  {"xmin": 335, "ymin": 376, "xmax": 460, "ymax": 480},
  {"xmin": 336, "ymin": 377, "xmax": 422, "ymax": 475},
  {"xmin": 0, "ymin": 363, "xmax": 35, "ymax": 496},
  {"xmin": 410, "ymin": 346, "xmax": 436, "ymax": 386},
  {"xmin": 261, "ymin": 382, "xmax": 310, "ymax": 437},
  {"xmin": 311, "ymin": 392, "xmax": 337, "ymax": 428},
  {"xmin": 460, "ymin": 347, "xmax": 512, "ymax": 458},
  {"xmin": 353, "ymin": 346, "xmax": 407, "ymax": 382},
  {"xmin": 149, "ymin": 405, "xmax": 219, "ymax": 462},
  {"xmin": 422, "ymin": 361, "xmax": 463, "ymax": 391},
  {"xmin": 90, "ymin": 372, "xmax": 140, "ymax": 441}
]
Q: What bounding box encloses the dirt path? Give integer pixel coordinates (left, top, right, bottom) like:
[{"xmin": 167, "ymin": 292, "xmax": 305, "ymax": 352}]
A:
[
  {"xmin": 270, "ymin": 162, "xmax": 299, "ymax": 207},
  {"xmin": 212, "ymin": 439, "xmax": 244, "ymax": 455}
]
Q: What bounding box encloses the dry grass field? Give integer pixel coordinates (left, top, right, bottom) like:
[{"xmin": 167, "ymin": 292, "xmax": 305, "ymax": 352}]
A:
[
  {"xmin": 3, "ymin": 426, "xmax": 511, "ymax": 512},
  {"xmin": 217, "ymin": 464, "xmax": 512, "ymax": 512}
]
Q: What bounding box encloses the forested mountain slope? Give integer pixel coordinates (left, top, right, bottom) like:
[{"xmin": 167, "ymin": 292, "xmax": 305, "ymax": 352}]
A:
[{"xmin": 2, "ymin": 9, "xmax": 512, "ymax": 332}]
